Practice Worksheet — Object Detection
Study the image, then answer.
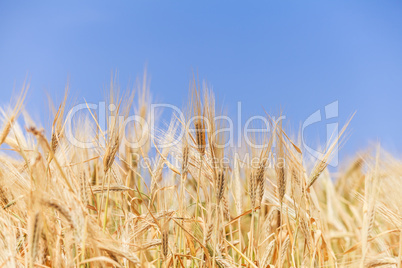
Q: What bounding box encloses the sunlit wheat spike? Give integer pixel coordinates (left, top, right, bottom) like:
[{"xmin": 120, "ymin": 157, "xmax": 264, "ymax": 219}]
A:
[
  {"xmin": 79, "ymin": 171, "xmax": 89, "ymax": 205},
  {"xmin": 0, "ymin": 186, "xmax": 9, "ymax": 208},
  {"xmin": 205, "ymin": 223, "xmax": 214, "ymax": 244},
  {"xmin": 41, "ymin": 198, "xmax": 75, "ymax": 228},
  {"xmin": 0, "ymin": 83, "xmax": 28, "ymax": 146},
  {"xmin": 191, "ymin": 82, "xmax": 206, "ymax": 155},
  {"xmin": 182, "ymin": 144, "xmax": 189, "ymax": 173},
  {"xmin": 162, "ymin": 228, "xmax": 169, "ymax": 258},
  {"xmin": 216, "ymin": 169, "xmax": 225, "ymax": 204},
  {"xmin": 279, "ymin": 235, "xmax": 290, "ymax": 266},
  {"xmin": 222, "ymin": 195, "xmax": 230, "ymax": 220},
  {"xmin": 29, "ymin": 212, "xmax": 41, "ymax": 267},
  {"xmin": 50, "ymin": 86, "xmax": 68, "ymax": 153},
  {"xmin": 256, "ymin": 158, "xmax": 267, "ymax": 205},
  {"xmin": 276, "ymin": 124, "xmax": 286, "ymax": 207},
  {"xmin": 249, "ymin": 170, "xmax": 256, "ymax": 208},
  {"xmin": 260, "ymin": 239, "xmax": 276, "ymax": 268},
  {"xmin": 307, "ymin": 114, "xmax": 354, "ymax": 189},
  {"xmin": 194, "ymin": 121, "xmax": 206, "ymax": 155},
  {"xmin": 365, "ymin": 257, "xmax": 397, "ymax": 267},
  {"xmin": 91, "ymin": 184, "xmax": 130, "ymax": 193},
  {"xmin": 103, "ymin": 133, "xmax": 120, "ymax": 173},
  {"xmin": 276, "ymin": 156, "xmax": 286, "ymax": 206}
]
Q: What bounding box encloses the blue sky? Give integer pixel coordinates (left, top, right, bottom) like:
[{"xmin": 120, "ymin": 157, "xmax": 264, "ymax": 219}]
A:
[{"xmin": 1, "ymin": 1, "xmax": 402, "ymax": 161}]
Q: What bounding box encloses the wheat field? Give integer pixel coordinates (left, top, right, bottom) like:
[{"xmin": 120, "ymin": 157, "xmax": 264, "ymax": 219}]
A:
[{"xmin": 0, "ymin": 79, "xmax": 401, "ymax": 268}]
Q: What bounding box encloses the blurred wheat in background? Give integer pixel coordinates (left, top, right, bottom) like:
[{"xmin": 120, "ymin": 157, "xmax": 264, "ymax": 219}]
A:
[{"xmin": 0, "ymin": 78, "xmax": 401, "ymax": 268}]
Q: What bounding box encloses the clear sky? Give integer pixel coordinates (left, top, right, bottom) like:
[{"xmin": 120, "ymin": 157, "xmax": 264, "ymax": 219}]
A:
[{"xmin": 1, "ymin": 1, "xmax": 402, "ymax": 162}]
